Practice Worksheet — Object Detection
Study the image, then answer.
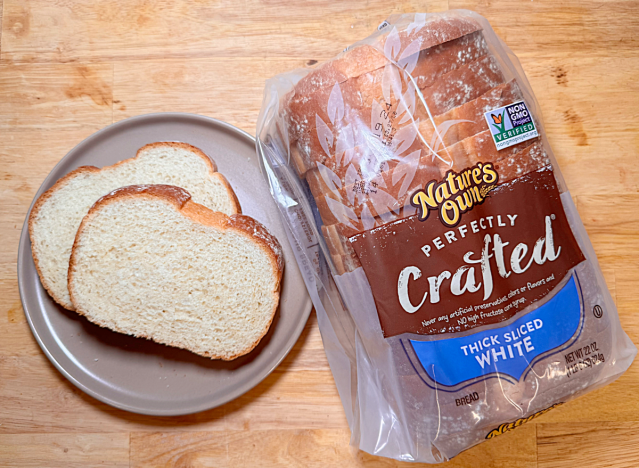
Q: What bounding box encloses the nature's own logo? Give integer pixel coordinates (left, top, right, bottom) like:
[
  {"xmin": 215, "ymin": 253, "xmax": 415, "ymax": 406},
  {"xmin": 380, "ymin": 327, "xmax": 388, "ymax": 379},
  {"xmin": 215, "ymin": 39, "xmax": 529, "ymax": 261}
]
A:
[
  {"xmin": 410, "ymin": 163, "xmax": 499, "ymax": 227},
  {"xmin": 485, "ymin": 403, "xmax": 563, "ymax": 439}
]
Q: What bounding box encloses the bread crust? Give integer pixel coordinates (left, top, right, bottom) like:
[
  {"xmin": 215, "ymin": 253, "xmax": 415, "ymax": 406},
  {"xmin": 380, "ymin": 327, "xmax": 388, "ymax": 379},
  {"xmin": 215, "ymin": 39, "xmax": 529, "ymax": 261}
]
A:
[
  {"xmin": 290, "ymin": 14, "xmax": 481, "ymax": 100},
  {"xmin": 68, "ymin": 184, "xmax": 283, "ymax": 361},
  {"xmin": 136, "ymin": 142, "xmax": 242, "ymax": 215},
  {"xmin": 285, "ymin": 14, "xmax": 484, "ymax": 173},
  {"xmin": 28, "ymin": 142, "xmax": 241, "ymax": 310},
  {"xmin": 29, "ymin": 166, "xmax": 101, "ymax": 309},
  {"xmin": 279, "ymin": 13, "xmax": 554, "ymax": 275},
  {"xmin": 379, "ymin": 14, "xmax": 481, "ymax": 56}
]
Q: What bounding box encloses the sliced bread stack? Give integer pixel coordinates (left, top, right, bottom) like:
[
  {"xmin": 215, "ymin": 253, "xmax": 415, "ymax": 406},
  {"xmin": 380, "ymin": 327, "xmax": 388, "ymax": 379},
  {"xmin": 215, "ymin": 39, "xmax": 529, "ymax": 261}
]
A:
[
  {"xmin": 68, "ymin": 184, "xmax": 282, "ymax": 360},
  {"xmin": 29, "ymin": 142, "xmax": 282, "ymax": 359},
  {"xmin": 283, "ymin": 11, "xmax": 550, "ymax": 274},
  {"xmin": 30, "ymin": 142, "xmax": 240, "ymax": 310}
]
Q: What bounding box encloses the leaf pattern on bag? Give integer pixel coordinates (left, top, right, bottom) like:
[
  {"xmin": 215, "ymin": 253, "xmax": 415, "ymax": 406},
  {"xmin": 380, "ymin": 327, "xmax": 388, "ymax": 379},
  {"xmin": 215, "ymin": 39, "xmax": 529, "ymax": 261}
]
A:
[
  {"xmin": 358, "ymin": 152, "xmax": 388, "ymax": 184},
  {"xmin": 317, "ymin": 162, "xmax": 342, "ymax": 198},
  {"xmin": 325, "ymin": 196, "xmax": 358, "ymax": 230},
  {"xmin": 374, "ymin": 172, "xmax": 388, "ymax": 189},
  {"xmin": 392, "ymin": 120, "xmax": 419, "ymax": 157},
  {"xmin": 327, "ymin": 82, "xmax": 345, "ymax": 125},
  {"xmin": 342, "ymin": 147, "xmax": 356, "ymax": 166},
  {"xmin": 406, "ymin": 12, "xmax": 427, "ymax": 35},
  {"xmin": 391, "ymin": 149, "xmax": 421, "ymax": 199},
  {"xmin": 370, "ymin": 187, "xmax": 401, "ymax": 218},
  {"xmin": 429, "ymin": 119, "xmax": 474, "ymax": 164},
  {"xmin": 360, "ymin": 204, "xmax": 377, "ymax": 231},
  {"xmin": 382, "ymin": 62, "xmax": 402, "ymax": 104},
  {"xmin": 335, "ymin": 123, "xmax": 354, "ymax": 166},
  {"xmin": 377, "ymin": 205, "xmax": 400, "ymax": 224},
  {"xmin": 398, "ymin": 39, "xmax": 421, "ymax": 75},
  {"xmin": 397, "ymin": 81, "xmax": 417, "ymax": 125},
  {"xmin": 403, "ymin": 203, "xmax": 417, "ymax": 216},
  {"xmin": 344, "ymin": 163, "xmax": 360, "ymax": 205},
  {"xmin": 315, "ymin": 113, "xmax": 334, "ymax": 159},
  {"xmin": 313, "ymin": 19, "xmax": 434, "ymax": 236},
  {"xmin": 384, "ymin": 26, "xmax": 402, "ymax": 61}
]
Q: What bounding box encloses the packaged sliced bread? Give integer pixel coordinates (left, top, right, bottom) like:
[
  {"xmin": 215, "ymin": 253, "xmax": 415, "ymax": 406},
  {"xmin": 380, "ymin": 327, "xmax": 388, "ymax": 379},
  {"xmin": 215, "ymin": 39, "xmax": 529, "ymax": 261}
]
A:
[
  {"xmin": 29, "ymin": 142, "xmax": 240, "ymax": 310},
  {"xmin": 256, "ymin": 9, "xmax": 636, "ymax": 463},
  {"xmin": 68, "ymin": 184, "xmax": 283, "ymax": 360}
]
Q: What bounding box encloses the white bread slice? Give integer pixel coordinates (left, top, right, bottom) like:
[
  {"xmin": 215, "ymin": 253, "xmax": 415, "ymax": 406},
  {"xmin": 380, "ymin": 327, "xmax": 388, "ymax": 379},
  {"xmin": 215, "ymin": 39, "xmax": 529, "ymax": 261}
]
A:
[
  {"xmin": 29, "ymin": 142, "xmax": 241, "ymax": 310},
  {"xmin": 68, "ymin": 184, "xmax": 283, "ymax": 360}
]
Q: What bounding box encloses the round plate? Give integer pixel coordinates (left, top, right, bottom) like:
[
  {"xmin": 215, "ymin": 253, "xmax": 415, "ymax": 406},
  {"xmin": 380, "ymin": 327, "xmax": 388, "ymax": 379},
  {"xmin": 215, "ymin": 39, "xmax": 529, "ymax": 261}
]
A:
[{"xmin": 17, "ymin": 113, "xmax": 312, "ymax": 416}]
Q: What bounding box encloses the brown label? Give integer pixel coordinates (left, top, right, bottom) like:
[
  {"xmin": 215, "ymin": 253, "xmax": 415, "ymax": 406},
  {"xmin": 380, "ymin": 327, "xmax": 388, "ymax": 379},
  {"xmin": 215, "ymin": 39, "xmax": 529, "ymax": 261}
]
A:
[{"xmin": 349, "ymin": 167, "xmax": 585, "ymax": 338}]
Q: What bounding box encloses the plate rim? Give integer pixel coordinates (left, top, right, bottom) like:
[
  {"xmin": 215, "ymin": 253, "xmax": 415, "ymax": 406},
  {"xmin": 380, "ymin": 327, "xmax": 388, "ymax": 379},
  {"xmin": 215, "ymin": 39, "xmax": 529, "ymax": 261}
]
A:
[{"xmin": 17, "ymin": 112, "xmax": 313, "ymax": 416}]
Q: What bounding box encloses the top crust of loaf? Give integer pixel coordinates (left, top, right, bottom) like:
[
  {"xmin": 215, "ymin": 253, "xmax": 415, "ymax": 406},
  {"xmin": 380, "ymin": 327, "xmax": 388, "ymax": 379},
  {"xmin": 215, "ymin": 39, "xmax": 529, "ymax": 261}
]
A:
[
  {"xmin": 28, "ymin": 142, "xmax": 241, "ymax": 310},
  {"xmin": 277, "ymin": 13, "xmax": 551, "ymax": 275},
  {"xmin": 284, "ymin": 14, "xmax": 484, "ymax": 175},
  {"xmin": 292, "ymin": 14, "xmax": 481, "ymax": 95},
  {"xmin": 68, "ymin": 184, "xmax": 284, "ymax": 360},
  {"xmin": 378, "ymin": 14, "xmax": 482, "ymax": 55}
]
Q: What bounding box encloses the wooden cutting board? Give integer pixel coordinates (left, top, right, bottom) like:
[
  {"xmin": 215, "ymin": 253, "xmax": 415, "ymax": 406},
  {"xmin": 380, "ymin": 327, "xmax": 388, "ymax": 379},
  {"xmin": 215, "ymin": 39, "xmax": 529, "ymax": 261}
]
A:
[{"xmin": 1, "ymin": 1, "xmax": 638, "ymax": 466}]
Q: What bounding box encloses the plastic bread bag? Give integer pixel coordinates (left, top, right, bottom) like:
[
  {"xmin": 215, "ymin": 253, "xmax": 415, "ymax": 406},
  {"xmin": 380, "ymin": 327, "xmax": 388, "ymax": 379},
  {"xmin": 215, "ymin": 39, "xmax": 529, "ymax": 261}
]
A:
[{"xmin": 256, "ymin": 10, "xmax": 637, "ymax": 463}]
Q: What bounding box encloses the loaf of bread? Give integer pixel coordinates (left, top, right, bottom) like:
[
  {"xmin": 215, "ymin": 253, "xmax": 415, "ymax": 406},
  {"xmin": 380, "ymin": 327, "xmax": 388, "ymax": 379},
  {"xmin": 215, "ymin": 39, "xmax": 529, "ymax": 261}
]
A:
[
  {"xmin": 285, "ymin": 16, "xmax": 484, "ymax": 177},
  {"xmin": 258, "ymin": 11, "xmax": 636, "ymax": 464},
  {"xmin": 303, "ymin": 79, "xmax": 522, "ymax": 200},
  {"xmin": 29, "ymin": 142, "xmax": 240, "ymax": 310},
  {"xmin": 68, "ymin": 184, "xmax": 283, "ymax": 360},
  {"xmin": 282, "ymin": 17, "xmax": 550, "ymax": 274}
]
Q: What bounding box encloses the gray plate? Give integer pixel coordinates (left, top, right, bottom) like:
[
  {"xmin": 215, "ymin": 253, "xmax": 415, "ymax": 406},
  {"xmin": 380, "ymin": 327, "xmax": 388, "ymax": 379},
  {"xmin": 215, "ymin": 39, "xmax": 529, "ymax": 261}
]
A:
[{"xmin": 17, "ymin": 113, "xmax": 312, "ymax": 416}]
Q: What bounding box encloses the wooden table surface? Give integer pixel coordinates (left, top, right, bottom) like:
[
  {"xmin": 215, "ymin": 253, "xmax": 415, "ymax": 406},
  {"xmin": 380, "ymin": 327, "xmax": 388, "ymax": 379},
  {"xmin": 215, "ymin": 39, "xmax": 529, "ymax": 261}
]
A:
[{"xmin": 1, "ymin": 1, "xmax": 639, "ymax": 467}]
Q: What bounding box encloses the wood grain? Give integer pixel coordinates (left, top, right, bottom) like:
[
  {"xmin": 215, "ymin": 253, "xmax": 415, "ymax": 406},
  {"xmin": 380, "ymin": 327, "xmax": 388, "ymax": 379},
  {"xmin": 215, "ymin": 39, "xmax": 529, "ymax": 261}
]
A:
[
  {"xmin": 0, "ymin": 367, "xmax": 346, "ymax": 435},
  {"xmin": 521, "ymin": 57, "xmax": 639, "ymax": 197},
  {"xmin": 0, "ymin": 433, "xmax": 130, "ymax": 468},
  {"xmin": 577, "ymin": 195, "xmax": 639, "ymax": 275},
  {"xmin": 2, "ymin": 0, "xmax": 639, "ymax": 466},
  {"xmin": 130, "ymin": 425, "xmax": 537, "ymax": 467},
  {"xmin": 0, "ymin": 0, "xmax": 3, "ymax": 56},
  {"xmin": 0, "ymin": 129, "xmax": 106, "ymax": 206},
  {"xmin": 538, "ymin": 422, "xmax": 639, "ymax": 468},
  {"xmin": 112, "ymin": 58, "xmax": 309, "ymax": 134},
  {"xmin": 0, "ymin": 0, "xmax": 448, "ymax": 63},
  {"xmin": 0, "ymin": 63, "xmax": 113, "ymax": 131},
  {"xmin": 449, "ymin": 0, "xmax": 639, "ymax": 58}
]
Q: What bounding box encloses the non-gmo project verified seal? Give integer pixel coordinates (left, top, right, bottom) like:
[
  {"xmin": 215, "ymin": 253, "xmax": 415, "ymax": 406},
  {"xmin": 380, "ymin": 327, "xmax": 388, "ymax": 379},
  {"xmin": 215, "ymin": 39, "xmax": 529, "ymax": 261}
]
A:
[{"xmin": 484, "ymin": 100, "xmax": 539, "ymax": 151}]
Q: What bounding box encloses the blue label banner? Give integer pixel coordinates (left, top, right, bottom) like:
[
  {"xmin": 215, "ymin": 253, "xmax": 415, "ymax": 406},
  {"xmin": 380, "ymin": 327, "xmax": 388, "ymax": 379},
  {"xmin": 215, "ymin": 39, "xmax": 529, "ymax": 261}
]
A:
[{"xmin": 409, "ymin": 276, "xmax": 582, "ymax": 387}]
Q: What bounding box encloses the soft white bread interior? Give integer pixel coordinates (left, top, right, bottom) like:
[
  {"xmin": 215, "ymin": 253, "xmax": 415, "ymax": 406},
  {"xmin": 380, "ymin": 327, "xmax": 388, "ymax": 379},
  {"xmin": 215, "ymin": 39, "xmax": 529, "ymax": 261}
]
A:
[
  {"xmin": 68, "ymin": 184, "xmax": 283, "ymax": 360},
  {"xmin": 29, "ymin": 142, "xmax": 241, "ymax": 310}
]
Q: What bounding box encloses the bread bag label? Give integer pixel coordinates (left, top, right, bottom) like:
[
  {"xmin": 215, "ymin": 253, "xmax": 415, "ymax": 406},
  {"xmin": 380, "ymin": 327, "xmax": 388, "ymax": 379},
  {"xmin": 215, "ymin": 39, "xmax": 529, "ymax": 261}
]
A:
[
  {"xmin": 484, "ymin": 100, "xmax": 539, "ymax": 150},
  {"xmin": 349, "ymin": 166, "xmax": 585, "ymax": 338},
  {"xmin": 404, "ymin": 274, "xmax": 582, "ymax": 387}
]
